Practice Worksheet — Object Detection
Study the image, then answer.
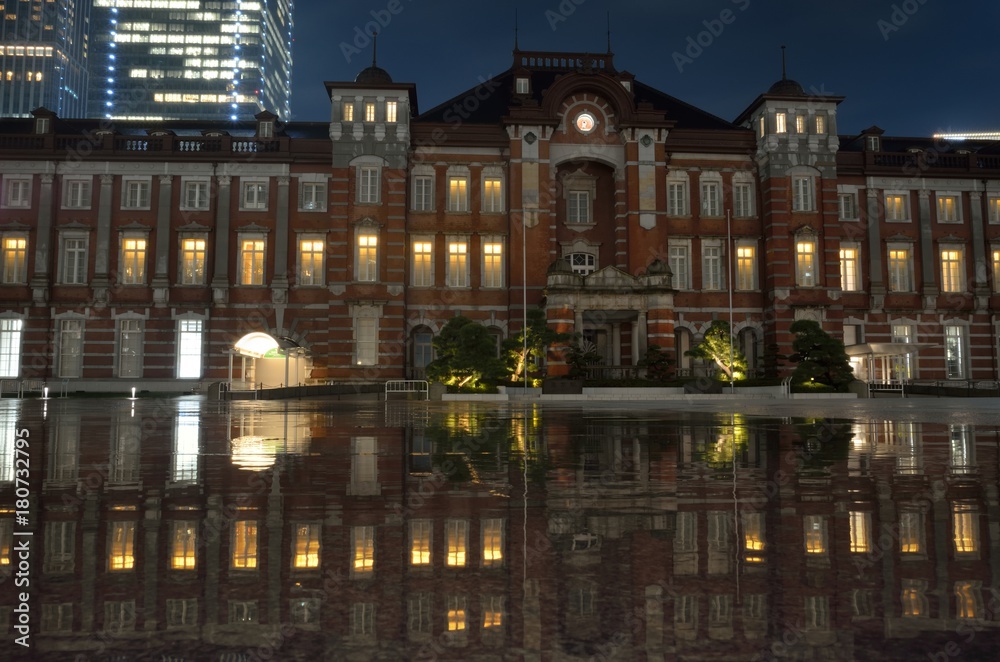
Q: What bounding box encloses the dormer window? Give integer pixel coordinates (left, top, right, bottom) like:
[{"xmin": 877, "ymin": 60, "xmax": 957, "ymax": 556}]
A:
[
  {"xmin": 515, "ymin": 77, "xmax": 529, "ymax": 94},
  {"xmin": 35, "ymin": 117, "xmax": 50, "ymax": 135},
  {"xmin": 866, "ymin": 135, "xmax": 880, "ymax": 151},
  {"xmin": 621, "ymin": 80, "xmax": 631, "ymax": 91},
  {"xmin": 258, "ymin": 121, "xmax": 273, "ymax": 139}
]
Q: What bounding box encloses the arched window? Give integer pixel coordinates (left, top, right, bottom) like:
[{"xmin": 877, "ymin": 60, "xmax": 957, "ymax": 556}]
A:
[{"xmin": 567, "ymin": 252, "xmax": 596, "ymax": 275}]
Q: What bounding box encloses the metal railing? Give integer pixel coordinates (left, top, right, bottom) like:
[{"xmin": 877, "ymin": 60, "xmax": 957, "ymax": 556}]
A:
[{"xmin": 385, "ymin": 380, "xmax": 429, "ymax": 400}]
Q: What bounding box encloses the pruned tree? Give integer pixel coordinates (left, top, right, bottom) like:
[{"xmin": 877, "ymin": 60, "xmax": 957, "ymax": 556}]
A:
[
  {"xmin": 685, "ymin": 320, "xmax": 748, "ymax": 381},
  {"xmin": 788, "ymin": 319, "xmax": 855, "ymax": 390},
  {"xmin": 639, "ymin": 344, "xmax": 673, "ymax": 382},
  {"xmin": 426, "ymin": 316, "xmax": 505, "ymax": 388},
  {"xmin": 502, "ymin": 307, "xmax": 571, "ymax": 383}
]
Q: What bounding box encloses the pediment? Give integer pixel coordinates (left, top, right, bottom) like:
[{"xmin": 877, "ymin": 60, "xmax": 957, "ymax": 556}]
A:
[{"xmin": 584, "ymin": 265, "xmax": 638, "ymax": 288}]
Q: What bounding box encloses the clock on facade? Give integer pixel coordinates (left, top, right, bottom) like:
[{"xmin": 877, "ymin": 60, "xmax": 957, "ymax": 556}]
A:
[{"xmin": 575, "ymin": 112, "xmax": 596, "ymax": 133}]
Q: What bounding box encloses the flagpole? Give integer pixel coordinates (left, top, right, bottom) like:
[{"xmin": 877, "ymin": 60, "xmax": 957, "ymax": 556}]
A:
[{"xmin": 728, "ymin": 208, "xmax": 735, "ymax": 394}]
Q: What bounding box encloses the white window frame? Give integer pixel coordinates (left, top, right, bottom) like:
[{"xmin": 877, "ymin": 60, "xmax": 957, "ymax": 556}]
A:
[
  {"xmin": 815, "ymin": 114, "xmax": 827, "ymax": 134},
  {"xmin": 1, "ymin": 233, "xmax": 27, "ymax": 284},
  {"xmin": 482, "ymin": 237, "xmax": 504, "ymax": 289},
  {"xmin": 885, "ymin": 192, "xmax": 910, "ymax": 221},
  {"xmin": 258, "ymin": 121, "xmax": 273, "ymax": 139},
  {"xmin": 840, "ymin": 242, "xmax": 860, "ymax": 292},
  {"xmin": 0, "ymin": 318, "xmax": 23, "ymax": 378},
  {"xmin": 667, "ymin": 177, "xmax": 689, "ymax": 216},
  {"xmin": 364, "ymin": 102, "xmax": 376, "ymax": 123},
  {"xmin": 733, "ymin": 181, "xmax": 754, "ymax": 218},
  {"xmin": 700, "ymin": 179, "xmax": 721, "ymax": 217},
  {"xmin": 567, "ymin": 252, "xmax": 596, "ymax": 276},
  {"xmin": 795, "ymin": 237, "xmax": 817, "ymax": 287},
  {"xmin": 887, "ymin": 243, "xmax": 914, "ymax": 292},
  {"xmin": 357, "ymin": 166, "xmax": 380, "ymax": 205},
  {"xmin": 567, "ymin": 190, "xmax": 591, "ymax": 224},
  {"xmin": 119, "ymin": 232, "xmax": 148, "ymax": 286},
  {"xmin": 701, "ymin": 240, "xmax": 724, "ymax": 291},
  {"xmin": 944, "ymin": 324, "xmax": 967, "ymax": 379},
  {"xmin": 988, "ymin": 196, "xmax": 1000, "ymax": 224},
  {"xmin": 775, "ymin": 112, "xmax": 787, "ymax": 134},
  {"xmin": 59, "ymin": 232, "xmax": 89, "ymax": 285},
  {"xmin": 117, "ymin": 318, "xmax": 143, "ymax": 378},
  {"xmin": 62, "ymin": 178, "xmax": 92, "ymax": 210},
  {"xmin": 240, "ymin": 179, "xmax": 268, "ymax": 211},
  {"xmin": 57, "ymin": 318, "xmax": 83, "ymax": 378},
  {"xmin": 385, "ymin": 100, "xmax": 397, "ymax": 123},
  {"xmin": 180, "ymin": 179, "xmax": 210, "ymax": 211},
  {"xmin": 179, "ymin": 235, "xmax": 207, "ymax": 285},
  {"xmin": 342, "ymin": 101, "xmax": 355, "ymax": 122},
  {"xmin": 121, "ymin": 177, "xmax": 151, "ymax": 210},
  {"xmin": 298, "ymin": 180, "xmax": 326, "ymax": 212},
  {"xmin": 411, "ymin": 237, "xmax": 433, "ymax": 287},
  {"xmin": 176, "ymin": 318, "xmax": 204, "ymax": 379},
  {"xmin": 447, "ymin": 237, "xmax": 469, "ymax": 288},
  {"xmin": 355, "ymin": 229, "xmax": 379, "ymax": 283},
  {"xmin": 2, "ymin": 177, "xmax": 31, "ymax": 209},
  {"xmin": 515, "ymin": 77, "xmax": 529, "ymax": 94},
  {"xmin": 936, "ymin": 193, "xmax": 960, "ymax": 223},
  {"xmin": 353, "ymin": 305, "xmax": 380, "ymax": 366},
  {"xmin": 940, "ymin": 245, "xmax": 965, "ymax": 293},
  {"xmin": 298, "ymin": 235, "xmax": 325, "ymax": 286},
  {"xmin": 412, "ymin": 175, "xmax": 434, "ymax": 212},
  {"xmin": 735, "ymin": 240, "xmax": 756, "ymax": 291},
  {"xmin": 792, "ymin": 176, "xmax": 813, "ymax": 212},
  {"xmin": 482, "ymin": 176, "xmax": 504, "ymax": 213},
  {"xmin": 669, "ymin": 240, "xmax": 691, "ymax": 290},
  {"xmin": 448, "ymin": 176, "xmax": 469, "ymax": 212},
  {"xmin": 238, "ymin": 234, "xmax": 266, "ymax": 286},
  {"xmin": 838, "ymin": 192, "xmax": 858, "ymax": 220}
]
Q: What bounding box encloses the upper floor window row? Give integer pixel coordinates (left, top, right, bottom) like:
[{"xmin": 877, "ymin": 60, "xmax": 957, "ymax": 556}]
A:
[
  {"xmin": 410, "ymin": 172, "xmax": 505, "ymax": 213},
  {"xmin": 665, "ymin": 176, "xmax": 756, "ymax": 218},
  {"xmin": 342, "ymin": 100, "xmax": 399, "ymax": 124},
  {"xmin": 763, "ymin": 111, "xmax": 828, "ymax": 137}
]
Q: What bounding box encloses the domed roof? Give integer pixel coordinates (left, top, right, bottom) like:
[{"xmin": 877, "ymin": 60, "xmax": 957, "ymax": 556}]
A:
[
  {"xmin": 547, "ymin": 257, "xmax": 575, "ymax": 275},
  {"xmin": 767, "ymin": 77, "xmax": 805, "ymax": 96},
  {"xmin": 355, "ymin": 65, "xmax": 393, "ymax": 85}
]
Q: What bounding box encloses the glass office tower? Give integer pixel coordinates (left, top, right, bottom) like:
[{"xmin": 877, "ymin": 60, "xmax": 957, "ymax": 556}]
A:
[
  {"xmin": 0, "ymin": 0, "xmax": 90, "ymax": 117},
  {"xmin": 88, "ymin": 0, "xmax": 293, "ymax": 121}
]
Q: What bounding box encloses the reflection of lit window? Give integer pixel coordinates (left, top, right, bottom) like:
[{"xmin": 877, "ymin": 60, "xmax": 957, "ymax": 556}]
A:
[
  {"xmin": 483, "ymin": 596, "xmax": 504, "ymax": 629},
  {"xmin": 955, "ymin": 581, "xmax": 980, "ymax": 619},
  {"xmin": 952, "ymin": 504, "xmax": 979, "ymax": 555},
  {"xmin": 0, "ymin": 519, "xmax": 11, "ymax": 565},
  {"xmin": 901, "ymin": 579, "xmax": 927, "ymax": 617},
  {"xmin": 352, "ymin": 525, "xmax": 374, "ymax": 576},
  {"xmin": 899, "ymin": 511, "xmax": 923, "ymax": 554},
  {"xmin": 231, "ymin": 520, "xmax": 258, "ymax": 569},
  {"xmin": 446, "ymin": 519, "xmax": 468, "ymax": 567},
  {"xmin": 410, "ymin": 519, "xmax": 431, "ymax": 566},
  {"xmin": 849, "ymin": 511, "xmax": 871, "ymax": 553},
  {"xmin": 291, "ymin": 523, "xmax": 321, "ymax": 569},
  {"xmin": 742, "ymin": 512, "xmax": 765, "ymax": 554},
  {"xmin": 482, "ymin": 518, "xmax": 504, "ymax": 566},
  {"xmin": 171, "ymin": 521, "xmax": 197, "ymax": 570},
  {"xmin": 447, "ymin": 595, "xmax": 467, "ymax": 631},
  {"xmin": 108, "ymin": 521, "xmax": 135, "ymax": 571},
  {"xmin": 803, "ymin": 515, "xmax": 826, "ymax": 554}
]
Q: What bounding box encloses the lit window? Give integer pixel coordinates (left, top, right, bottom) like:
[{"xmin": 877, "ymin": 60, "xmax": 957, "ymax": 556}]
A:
[
  {"xmin": 409, "ymin": 519, "xmax": 431, "ymax": 566},
  {"xmin": 241, "ymin": 181, "xmax": 268, "ymax": 210},
  {"xmin": 885, "ymin": 193, "xmax": 909, "ymax": 221},
  {"xmin": 733, "ymin": 182, "xmax": 753, "ymax": 217},
  {"xmin": 299, "ymin": 182, "xmax": 325, "ymax": 211},
  {"xmin": 775, "ymin": 112, "xmax": 787, "ymax": 134},
  {"xmin": 838, "ymin": 192, "xmax": 857, "ymax": 220},
  {"xmin": 940, "ymin": 247, "xmax": 964, "ymax": 293},
  {"xmin": 702, "ymin": 243, "xmax": 723, "ymax": 291},
  {"xmin": 700, "ymin": 181, "xmax": 720, "ymax": 216},
  {"xmin": 448, "ymin": 177, "xmax": 468, "ymax": 212},
  {"xmin": 815, "ymin": 114, "xmax": 826, "ymax": 134},
  {"xmin": 364, "ymin": 102, "xmax": 376, "ymax": 122},
  {"xmin": 117, "ymin": 319, "xmax": 142, "ymax": 378},
  {"xmin": 483, "ymin": 177, "xmax": 503, "ymax": 212},
  {"xmin": 482, "ymin": 240, "xmax": 503, "ymax": 288},
  {"xmin": 447, "ymin": 240, "xmax": 468, "ymax": 288},
  {"xmin": 446, "ymin": 519, "xmax": 468, "ymax": 567},
  {"xmin": 993, "ymin": 248, "xmax": 1000, "ymax": 292},
  {"xmin": 298, "ymin": 237, "xmax": 325, "ymax": 286},
  {"xmin": 239, "ymin": 236, "xmax": 265, "ymax": 285},
  {"xmin": 358, "ymin": 167, "xmax": 379, "ymax": 204},
  {"xmin": 352, "ymin": 525, "xmax": 375, "ymax": 576},
  {"xmin": 343, "ymin": 101, "xmax": 354, "ymax": 122},
  {"xmin": 412, "ymin": 176, "xmax": 433, "ymax": 211},
  {"xmin": 899, "ymin": 511, "xmax": 924, "ymax": 554},
  {"xmin": 2, "ymin": 177, "xmax": 31, "ymax": 208},
  {"xmin": 568, "ymin": 252, "xmax": 596, "ymax": 276},
  {"xmin": 840, "ymin": 244, "xmax": 860, "ymax": 291},
  {"xmin": 108, "ymin": 521, "xmax": 135, "ymax": 571},
  {"xmin": 482, "ymin": 518, "xmax": 504, "ymax": 566},
  {"xmin": 567, "ymin": 190, "xmax": 591, "ymax": 223},
  {"xmin": 293, "ymin": 523, "xmax": 321, "ymax": 569},
  {"xmin": 989, "ymin": 197, "xmax": 1000, "ymax": 223},
  {"xmin": 171, "ymin": 522, "xmax": 197, "ymax": 570},
  {"xmin": 122, "ymin": 179, "xmax": 150, "ymax": 209},
  {"xmin": 792, "ymin": 177, "xmax": 813, "ymax": 211},
  {"xmin": 231, "ymin": 520, "xmax": 258, "ymax": 569},
  {"xmin": 669, "ymin": 244, "xmax": 690, "ymax": 290},
  {"xmin": 176, "ymin": 320, "xmax": 203, "ymax": 379},
  {"xmin": 849, "ymin": 511, "xmax": 871, "ymax": 553},
  {"xmin": 937, "ymin": 194, "xmax": 959, "ymax": 222},
  {"xmin": 182, "ymin": 180, "xmax": 209, "ymax": 210},
  {"xmin": 795, "ymin": 115, "xmax": 806, "ymax": 134},
  {"xmin": 447, "ymin": 595, "xmax": 467, "ymax": 631},
  {"xmin": 120, "ymin": 235, "xmax": 147, "ymax": 285},
  {"xmin": 667, "ymin": 180, "xmax": 688, "ymax": 216},
  {"xmin": 887, "ymin": 245, "xmax": 913, "ymax": 292},
  {"xmin": 736, "ymin": 243, "xmax": 756, "ymax": 291},
  {"xmin": 758, "ymin": 115, "xmax": 766, "ymax": 138},
  {"xmin": 945, "ymin": 325, "xmax": 967, "ymax": 379},
  {"xmin": 803, "ymin": 515, "xmax": 826, "ymax": 555},
  {"xmin": 356, "ymin": 231, "xmax": 378, "ymax": 282},
  {"xmin": 60, "ymin": 235, "xmax": 88, "ymax": 285},
  {"xmin": 179, "ymin": 237, "xmax": 206, "ymax": 285},
  {"xmin": 412, "ymin": 240, "xmax": 433, "ymax": 287},
  {"xmin": 58, "ymin": 319, "xmax": 83, "ymax": 378},
  {"xmin": 796, "ymin": 239, "xmax": 816, "ymax": 287},
  {"xmin": 63, "ymin": 179, "xmax": 91, "ymax": 209},
  {"xmin": 1, "ymin": 235, "xmax": 27, "ymax": 284},
  {"xmin": 386, "ymin": 100, "xmax": 397, "ymax": 123}
]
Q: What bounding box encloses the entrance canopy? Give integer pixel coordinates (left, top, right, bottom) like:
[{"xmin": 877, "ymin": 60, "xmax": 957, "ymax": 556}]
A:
[
  {"xmin": 845, "ymin": 342, "xmax": 935, "ymax": 358},
  {"xmin": 233, "ymin": 332, "xmax": 303, "ymax": 359}
]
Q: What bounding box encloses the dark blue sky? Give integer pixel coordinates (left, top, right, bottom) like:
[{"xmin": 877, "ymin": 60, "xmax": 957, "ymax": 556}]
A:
[{"xmin": 292, "ymin": 0, "xmax": 1000, "ymax": 138}]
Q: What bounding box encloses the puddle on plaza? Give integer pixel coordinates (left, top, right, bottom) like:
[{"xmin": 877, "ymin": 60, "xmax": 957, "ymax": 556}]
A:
[{"xmin": 2, "ymin": 396, "xmax": 1000, "ymax": 660}]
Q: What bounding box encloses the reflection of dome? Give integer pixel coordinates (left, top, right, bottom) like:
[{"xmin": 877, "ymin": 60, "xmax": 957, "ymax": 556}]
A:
[
  {"xmin": 355, "ymin": 65, "xmax": 392, "ymax": 85},
  {"xmin": 767, "ymin": 78, "xmax": 805, "ymax": 96}
]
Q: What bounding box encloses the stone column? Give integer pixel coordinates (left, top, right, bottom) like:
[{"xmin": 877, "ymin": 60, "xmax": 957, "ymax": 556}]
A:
[
  {"xmin": 211, "ymin": 176, "xmax": 231, "ymax": 305},
  {"xmin": 152, "ymin": 175, "xmax": 172, "ymax": 305},
  {"xmin": 92, "ymin": 174, "xmax": 115, "ymax": 306},
  {"xmin": 30, "ymin": 173, "xmax": 54, "ymax": 304},
  {"xmin": 918, "ymin": 191, "xmax": 938, "ymax": 310},
  {"xmin": 635, "ymin": 311, "xmax": 648, "ymax": 364}
]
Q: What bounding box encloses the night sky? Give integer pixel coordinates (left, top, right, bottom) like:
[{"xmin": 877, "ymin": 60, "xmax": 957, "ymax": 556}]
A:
[{"xmin": 291, "ymin": 0, "xmax": 1000, "ymax": 138}]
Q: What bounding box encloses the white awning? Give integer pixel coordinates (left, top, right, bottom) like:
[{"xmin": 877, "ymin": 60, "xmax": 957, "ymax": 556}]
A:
[{"xmin": 845, "ymin": 342, "xmax": 936, "ymax": 358}]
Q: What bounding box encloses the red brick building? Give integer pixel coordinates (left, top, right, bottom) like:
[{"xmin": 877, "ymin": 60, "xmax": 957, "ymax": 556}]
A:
[{"xmin": 2, "ymin": 49, "xmax": 1000, "ymax": 389}]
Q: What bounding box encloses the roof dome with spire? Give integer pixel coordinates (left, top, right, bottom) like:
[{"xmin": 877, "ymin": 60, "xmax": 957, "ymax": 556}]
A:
[
  {"xmin": 355, "ymin": 31, "xmax": 392, "ymax": 85},
  {"xmin": 767, "ymin": 77, "xmax": 805, "ymax": 96}
]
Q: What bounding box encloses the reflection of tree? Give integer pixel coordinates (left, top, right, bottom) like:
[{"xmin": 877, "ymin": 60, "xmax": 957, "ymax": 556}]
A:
[
  {"xmin": 702, "ymin": 415, "xmax": 750, "ymax": 470},
  {"xmin": 794, "ymin": 418, "xmax": 853, "ymax": 470},
  {"xmin": 425, "ymin": 414, "xmax": 512, "ymax": 483}
]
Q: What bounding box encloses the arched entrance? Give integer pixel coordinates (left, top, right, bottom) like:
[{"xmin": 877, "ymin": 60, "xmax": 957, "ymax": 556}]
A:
[{"xmin": 229, "ymin": 332, "xmax": 309, "ymax": 389}]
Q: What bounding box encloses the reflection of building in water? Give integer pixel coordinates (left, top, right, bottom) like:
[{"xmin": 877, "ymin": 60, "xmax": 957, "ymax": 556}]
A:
[{"xmin": 1, "ymin": 404, "xmax": 999, "ymax": 659}]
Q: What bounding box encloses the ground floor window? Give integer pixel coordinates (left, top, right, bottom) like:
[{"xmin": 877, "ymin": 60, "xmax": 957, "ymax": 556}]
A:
[{"xmin": 0, "ymin": 318, "xmax": 23, "ymax": 378}]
